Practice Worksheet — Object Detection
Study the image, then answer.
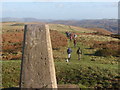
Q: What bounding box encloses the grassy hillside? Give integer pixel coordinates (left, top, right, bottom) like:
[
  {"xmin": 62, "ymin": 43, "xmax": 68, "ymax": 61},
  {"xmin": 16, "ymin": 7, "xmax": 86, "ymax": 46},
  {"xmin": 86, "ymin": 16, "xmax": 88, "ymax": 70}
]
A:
[
  {"xmin": 2, "ymin": 40, "xmax": 119, "ymax": 88},
  {"xmin": 49, "ymin": 24, "xmax": 96, "ymax": 33},
  {"xmin": 51, "ymin": 19, "xmax": 118, "ymax": 33},
  {"xmin": 2, "ymin": 22, "xmax": 120, "ymax": 88}
]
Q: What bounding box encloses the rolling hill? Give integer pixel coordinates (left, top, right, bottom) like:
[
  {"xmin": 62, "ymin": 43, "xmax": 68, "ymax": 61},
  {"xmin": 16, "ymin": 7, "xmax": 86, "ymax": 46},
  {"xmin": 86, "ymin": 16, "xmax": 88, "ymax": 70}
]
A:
[
  {"xmin": 2, "ymin": 22, "xmax": 119, "ymax": 88},
  {"xmin": 51, "ymin": 19, "xmax": 118, "ymax": 33},
  {"xmin": 1, "ymin": 18, "xmax": 118, "ymax": 33}
]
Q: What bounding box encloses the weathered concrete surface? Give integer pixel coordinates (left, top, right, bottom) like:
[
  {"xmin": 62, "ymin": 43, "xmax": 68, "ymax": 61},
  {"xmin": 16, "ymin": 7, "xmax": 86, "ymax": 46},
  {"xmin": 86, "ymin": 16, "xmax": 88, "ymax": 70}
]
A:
[{"xmin": 20, "ymin": 24, "xmax": 57, "ymax": 88}]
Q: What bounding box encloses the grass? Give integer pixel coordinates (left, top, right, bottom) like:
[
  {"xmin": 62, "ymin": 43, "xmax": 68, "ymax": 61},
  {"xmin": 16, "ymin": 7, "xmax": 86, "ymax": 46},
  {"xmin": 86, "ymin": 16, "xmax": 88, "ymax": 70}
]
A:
[
  {"xmin": 49, "ymin": 24, "xmax": 96, "ymax": 33},
  {"xmin": 55, "ymin": 40, "xmax": 119, "ymax": 88},
  {"xmin": 2, "ymin": 25, "xmax": 24, "ymax": 33},
  {"xmin": 79, "ymin": 34, "xmax": 119, "ymax": 42},
  {"xmin": 2, "ymin": 22, "xmax": 119, "ymax": 88},
  {"xmin": 2, "ymin": 39, "xmax": 119, "ymax": 88},
  {"xmin": 2, "ymin": 60, "xmax": 21, "ymax": 88}
]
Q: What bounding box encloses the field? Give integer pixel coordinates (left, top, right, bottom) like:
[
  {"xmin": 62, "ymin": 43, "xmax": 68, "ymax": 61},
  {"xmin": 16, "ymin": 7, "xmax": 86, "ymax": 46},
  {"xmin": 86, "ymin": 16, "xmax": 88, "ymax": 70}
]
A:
[
  {"xmin": 1, "ymin": 22, "xmax": 120, "ymax": 88},
  {"xmin": 2, "ymin": 23, "xmax": 68, "ymax": 60}
]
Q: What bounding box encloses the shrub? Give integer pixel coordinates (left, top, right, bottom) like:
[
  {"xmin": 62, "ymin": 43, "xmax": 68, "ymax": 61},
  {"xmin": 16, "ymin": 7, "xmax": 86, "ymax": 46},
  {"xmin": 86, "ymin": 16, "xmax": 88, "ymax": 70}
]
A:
[
  {"xmin": 91, "ymin": 41, "xmax": 119, "ymax": 50},
  {"xmin": 50, "ymin": 30, "xmax": 68, "ymax": 49},
  {"xmin": 2, "ymin": 29, "xmax": 68, "ymax": 60},
  {"xmin": 94, "ymin": 48, "xmax": 118, "ymax": 57}
]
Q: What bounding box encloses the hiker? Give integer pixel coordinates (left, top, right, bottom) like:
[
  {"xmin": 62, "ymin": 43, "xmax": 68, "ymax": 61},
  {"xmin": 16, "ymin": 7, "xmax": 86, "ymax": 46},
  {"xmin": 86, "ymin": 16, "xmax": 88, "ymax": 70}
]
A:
[
  {"xmin": 69, "ymin": 33, "xmax": 73, "ymax": 41},
  {"xmin": 66, "ymin": 32, "xmax": 69, "ymax": 38},
  {"xmin": 70, "ymin": 35, "xmax": 72, "ymax": 41},
  {"xmin": 77, "ymin": 47, "xmax": 82, "ymax": 60},
  {"xmin": 73, "ymin": 39, "xmax": 77, "ymax": 47},
  {"xmin": 69, "ymin": 32, "xmax": 71, "ymax": 36},
  {"xmin": 66, "ymin": 48, "xmax": 72, "ymax": 62},
  {"xmin": 74, "ymin": 34, "xmax": 77, "ymax": 39}
]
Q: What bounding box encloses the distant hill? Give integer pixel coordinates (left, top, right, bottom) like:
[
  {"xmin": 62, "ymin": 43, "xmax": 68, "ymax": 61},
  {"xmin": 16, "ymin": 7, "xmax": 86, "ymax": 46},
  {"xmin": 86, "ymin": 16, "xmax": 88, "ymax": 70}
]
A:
[
  {"xmin": 1, "ymin": 17, "xmax": 53, "ymax": 23},
  {"xmin": 1, "ymin": 18, "xmax": 118, "ymax": 33},
  {"xmin": 88, "ymin": 28, "xmax": 113, "ymax": 35},
  {"xmin": 49, "ymin": 24, "xmax": 113, "ymax": 35},
  {"xmin": 51, "ymin": 19, "xmax": 118, "ymax": 33}
]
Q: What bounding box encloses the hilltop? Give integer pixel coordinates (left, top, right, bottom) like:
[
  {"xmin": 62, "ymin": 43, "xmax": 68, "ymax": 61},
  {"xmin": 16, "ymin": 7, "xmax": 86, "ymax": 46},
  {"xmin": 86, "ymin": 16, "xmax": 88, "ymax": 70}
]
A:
[
  {"xmin": 1, "ymin": 18, "xmax": 118, "ymax": 33},
  {"xmin": 49, "ymin": 23, "xmax": 113, "ymax": 35},
  {"xmin": 2, "ymin": 22, "xmax": 119, "ymax": 88},
  {"xmin": 51, "ymin": 19, "xmax": 118, "ymax": 33}
]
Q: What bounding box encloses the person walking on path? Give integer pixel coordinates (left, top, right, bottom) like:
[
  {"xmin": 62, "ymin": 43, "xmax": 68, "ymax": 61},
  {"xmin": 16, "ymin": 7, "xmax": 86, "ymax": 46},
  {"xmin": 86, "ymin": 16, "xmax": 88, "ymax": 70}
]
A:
[
  {"xmin": 73, "ymin": 39, "xmax": 77, "ymax": 47},
  {"xmin": 66, "ymin": 48, "xmax": 72, "ymax": 62},
  {"xmin": 77, "ymin": 47, "xmax": 82, "ymax": 60},
  {"xmin": 69, "ymin": 34, "xmax": 73, "ymax": 41},
  {"xmin": 66, "ymin": 32, "xmax": 69, "ymax": 38},
  {"xmin": 74, "ymin": 34, "xmax": 77, "ymax": 39}
]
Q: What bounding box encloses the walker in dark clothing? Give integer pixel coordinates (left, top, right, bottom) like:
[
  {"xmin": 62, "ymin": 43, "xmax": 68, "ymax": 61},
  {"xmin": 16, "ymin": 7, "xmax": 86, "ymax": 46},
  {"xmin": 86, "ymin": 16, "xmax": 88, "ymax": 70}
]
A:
[
  {"xmin": 73, "ymin": 39, "xmax": 77, "ymax": 47},
  {"xmin": 77, "ymin": 48, "xmax": 82, "ymax": 60},
  {"xmin": 67, "ymin": 48, "xmax": 72, "ymax": 62}
]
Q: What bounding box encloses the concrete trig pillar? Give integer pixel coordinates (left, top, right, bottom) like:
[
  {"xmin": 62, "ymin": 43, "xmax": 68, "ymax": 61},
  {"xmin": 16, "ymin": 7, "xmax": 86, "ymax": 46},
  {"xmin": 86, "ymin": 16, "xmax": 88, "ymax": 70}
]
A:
[{"xmin": 20, "ymin": 24, "xmax": 57, "ymax": 89}]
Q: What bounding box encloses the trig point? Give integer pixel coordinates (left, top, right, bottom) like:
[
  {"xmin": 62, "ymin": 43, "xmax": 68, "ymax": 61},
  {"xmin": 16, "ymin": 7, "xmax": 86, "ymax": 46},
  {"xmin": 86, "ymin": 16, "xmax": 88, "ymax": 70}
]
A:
[{"xmin": 20, "ymin": 24, "xmax": 57, "ymax": 88}]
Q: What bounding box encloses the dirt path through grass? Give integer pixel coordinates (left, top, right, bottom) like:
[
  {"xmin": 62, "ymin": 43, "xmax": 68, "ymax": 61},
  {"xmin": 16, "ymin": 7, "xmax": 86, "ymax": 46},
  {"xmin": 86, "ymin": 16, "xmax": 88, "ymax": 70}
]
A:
[
  {"xmin": 2, "ymin": 31, "xmax": 119, "ymax": 88},
  {"xmin": 66, "ymin": 37, "xmax": 118, "ymax": 70}
]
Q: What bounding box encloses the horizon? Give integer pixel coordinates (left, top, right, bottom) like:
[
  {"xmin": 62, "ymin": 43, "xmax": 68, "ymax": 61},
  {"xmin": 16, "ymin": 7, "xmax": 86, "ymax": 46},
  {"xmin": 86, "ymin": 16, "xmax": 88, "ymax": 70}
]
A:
[
  {"xmin": 2, "ymin": 2, "xmax": 118, "ymax": 20},
  {"xmin": 1, "ymin": 17, "xmax": 118, "ymax": 21}
]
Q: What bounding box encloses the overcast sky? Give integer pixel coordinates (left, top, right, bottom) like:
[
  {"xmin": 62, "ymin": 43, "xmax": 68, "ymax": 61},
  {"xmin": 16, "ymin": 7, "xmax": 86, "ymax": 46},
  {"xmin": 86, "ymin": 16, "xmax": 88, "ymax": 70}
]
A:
[{"xmin": 2, "ymin": 2, "xmax": 118, "ymax": 20}]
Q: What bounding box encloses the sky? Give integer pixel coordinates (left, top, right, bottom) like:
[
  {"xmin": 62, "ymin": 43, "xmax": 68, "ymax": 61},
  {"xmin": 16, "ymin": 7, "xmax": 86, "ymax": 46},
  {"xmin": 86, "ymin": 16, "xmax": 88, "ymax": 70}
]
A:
[
  {"xmin": 1, "ymin": 0, "xmax": 120, "ymax": 2},
  {"xmin": 2, "ymin": 1, "xmax": 118, "ymax": 20}
]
